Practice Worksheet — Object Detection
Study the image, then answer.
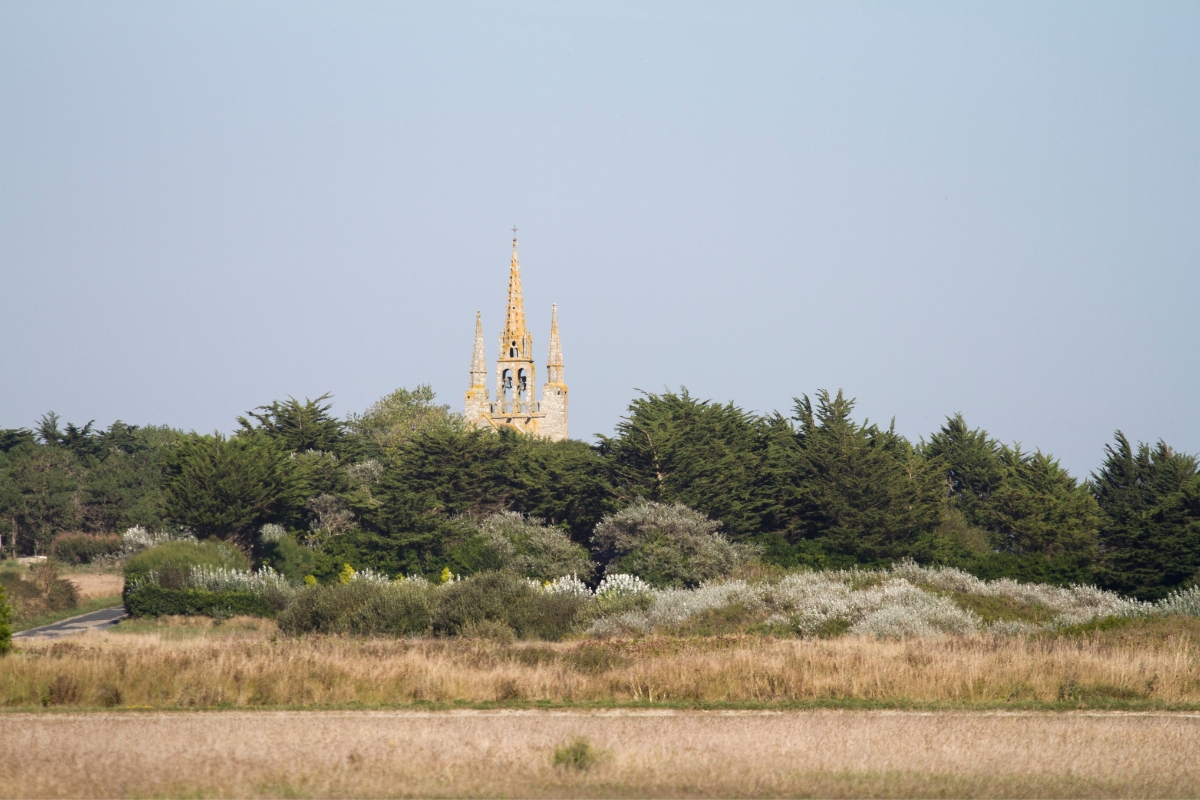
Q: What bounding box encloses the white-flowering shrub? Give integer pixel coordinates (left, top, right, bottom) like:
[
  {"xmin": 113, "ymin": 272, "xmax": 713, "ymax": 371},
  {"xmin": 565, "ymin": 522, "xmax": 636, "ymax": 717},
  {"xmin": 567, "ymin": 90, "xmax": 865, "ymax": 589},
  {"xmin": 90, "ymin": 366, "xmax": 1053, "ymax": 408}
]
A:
[
  {"xmin": 596, "ymin": 573, "xmax": 652, "ymax": 597},
  {"xmin": 188, "ymin": 565, "xmax": 293, "ymax": 594},
  {"xmin": 544, "ymin": 574, "xmax": 593, "ymax": 598},
  {"xmin": 351, "ymin": 567, "xmax": 394, "ymax": 585},
  {"xmin": 259, "ymin": 524, "xmax": 287, "ymax": 543},
  {"xmin": 122, "ymin": 526, "xmax": 196, "ymax": 553},
  {"xmin": 1156, "ymin": 585, "xmax": 1200, "ymax": 617},
  {"xmin": 584, "ymin": 560, "xmax": 1200, "ymax": 639},
  {"xmin": 592, "ymin": 500, "xmax": 753, "ymax": 587},
  {"xmin": 845, "ymin": 581, "xmax": 979, "ymax": 638},
  {"xmin": 887, "ymin": 559, "xmax": 1149, "ymax": 625}
]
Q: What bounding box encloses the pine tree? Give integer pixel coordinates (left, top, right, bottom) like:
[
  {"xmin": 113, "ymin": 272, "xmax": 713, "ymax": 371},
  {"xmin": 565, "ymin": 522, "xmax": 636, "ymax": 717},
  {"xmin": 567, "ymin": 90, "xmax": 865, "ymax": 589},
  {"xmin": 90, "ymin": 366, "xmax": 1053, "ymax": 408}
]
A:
[
  {"xmin": 598, "ymin": 389, "xmax": 765, "ymax": 538},
  {"xmin": 1092, "ymin": 432, "xmax": 1200, "ymax": 599},
  {"xmin": 762, "ymin": 390, "xmax": 943, "ymax": 564}
]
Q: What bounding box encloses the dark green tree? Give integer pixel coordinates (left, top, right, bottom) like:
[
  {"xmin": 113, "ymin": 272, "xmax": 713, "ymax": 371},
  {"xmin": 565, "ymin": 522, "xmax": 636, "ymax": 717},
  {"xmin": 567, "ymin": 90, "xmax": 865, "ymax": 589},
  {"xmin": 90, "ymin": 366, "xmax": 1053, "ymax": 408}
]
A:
[
  {"xmin": 0, "ymin": 429, "xmax": 34, "ymax": 453},
  {"xmin": 1092, "ymin": 432, "xmax": 1200, "ymax": 599},
  {"xmin": 761, "ymin": 390, "xmax": 943, "ymax": 565},
  {"xmin": 161, "ymin": 432, "xmax": 304, "ymax": 549},
  {"xmin": 978, "ymin": 446, "xmax": 1099, "ymax": 559},
  {"xmin": 238, "ymin": 394, "xmax": 356, "ymax": 457},
  {"xmin": 922, "ymin": 414, "xmax": 1005, "ymax": 524},
  {"xmin": 598, "ymin": 389, "xmax": 765, "ymax": 538}
]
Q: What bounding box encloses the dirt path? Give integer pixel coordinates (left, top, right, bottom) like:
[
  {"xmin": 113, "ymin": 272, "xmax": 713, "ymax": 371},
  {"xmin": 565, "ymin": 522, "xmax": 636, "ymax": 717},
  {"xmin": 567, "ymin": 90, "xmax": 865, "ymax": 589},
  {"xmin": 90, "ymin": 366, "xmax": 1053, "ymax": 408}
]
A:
[{"xmin": 2, "ymin": 709, "xmax": 1197, "ymax": 798}]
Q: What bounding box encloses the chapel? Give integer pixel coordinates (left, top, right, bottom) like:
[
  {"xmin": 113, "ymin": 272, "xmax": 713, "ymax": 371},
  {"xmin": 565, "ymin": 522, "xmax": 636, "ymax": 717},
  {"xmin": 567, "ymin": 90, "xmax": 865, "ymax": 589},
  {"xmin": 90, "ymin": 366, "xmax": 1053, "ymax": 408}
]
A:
[{"xmin": 463, "ymin": 234, "xmax": 568, "ymax": 440}]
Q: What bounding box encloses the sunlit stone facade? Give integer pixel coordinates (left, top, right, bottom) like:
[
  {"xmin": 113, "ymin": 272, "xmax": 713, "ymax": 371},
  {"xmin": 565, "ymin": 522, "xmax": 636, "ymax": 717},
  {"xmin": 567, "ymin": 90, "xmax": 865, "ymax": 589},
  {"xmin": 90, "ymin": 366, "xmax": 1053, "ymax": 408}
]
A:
[{"xmin": 464, "ymin": 236, "xmax": 568, "ymax": 441}]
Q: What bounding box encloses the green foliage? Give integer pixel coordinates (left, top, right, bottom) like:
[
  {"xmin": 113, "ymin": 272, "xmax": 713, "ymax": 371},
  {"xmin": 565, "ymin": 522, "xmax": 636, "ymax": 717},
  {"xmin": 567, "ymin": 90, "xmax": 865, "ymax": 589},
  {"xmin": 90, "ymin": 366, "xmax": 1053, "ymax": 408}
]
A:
[
  {"xmin": 923, "ymin": 414, "xmax": 1005, "ymax": 523},
  {"xmin": 591, "ymin": 500, "xmax": 752, "ymax": 587},
  {"xmin": 0, "ymin": 428, "xmax": 35, "ymax": 453},
  {"xmin": 161, "ymin": 432, "xmax": 303, "ymax": 548},
  {"xmin": 346, "ymin": 385, "xmax": 463, "ymax": 460},
  {"xmin": 124, "ymin": 540, "xmax": 249, "ymax": 588},
  {"xmin": 599, "ymin": 389, "xmax": 764, "ymax": 538},
  {"xmin": 978, "ymin": 447, "xmax": 1099, "ymax": 559},
  {"xmin": 553, "ymin": 737, "xmax": 600, "ymax": 771},
  {"xmin": 0, "ymin": 419, "xmax": 177, "ymax": 557},
  {"xmin": 432, "ymin": 571, "xmax": 588, "ymax": 640},
  {"xmin": 1, "ymin": 561, "xmax": 80, "ymax": 622},
  {"xmin": 50, "ymin": 532, "xmax": 123, "ymax": 564},
  {"xmin": 762, "ymin": 391, "xmax": 943, "ymax": 564},
  {"xmin": 276, "ymin": 580, "xmax": 435, "ymax": 635},
  {"xmin": 0, "ymin": 583, "xmax": 12, "ymax": 655},
  {"xmin": 259, "ymin": 534, "xmax": 317, "ymax": 583},
  {"xmin": 462, "ymin": 511, "xmax": 595, "ymax": 581},
  {"xmin": 1092, "ymin": 432, "xmax": 1200, "ymax": 600},
  {"xmin": 340, "ymin": 492, "xmax": 477, "ymax": 578},
  {"xmin": 238, "ymin": 393, "xmax": 356, "ymax": 458},
  {"xmin": 124, "ymin": 584, "xmax": 281, "ymax": 618}
]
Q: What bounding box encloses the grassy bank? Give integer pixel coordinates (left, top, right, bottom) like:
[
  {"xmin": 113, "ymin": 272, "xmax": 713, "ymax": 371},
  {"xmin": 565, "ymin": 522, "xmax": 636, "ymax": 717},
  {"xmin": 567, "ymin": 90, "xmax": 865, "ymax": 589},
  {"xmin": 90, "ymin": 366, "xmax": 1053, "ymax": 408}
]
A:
[
  {"xmin": 3, "ymin": 615, "xmax": 1199, "ymax": 711},
  {"xmin": 3, "ymin": 709, "xmax": 1199, "ymax": 798}
]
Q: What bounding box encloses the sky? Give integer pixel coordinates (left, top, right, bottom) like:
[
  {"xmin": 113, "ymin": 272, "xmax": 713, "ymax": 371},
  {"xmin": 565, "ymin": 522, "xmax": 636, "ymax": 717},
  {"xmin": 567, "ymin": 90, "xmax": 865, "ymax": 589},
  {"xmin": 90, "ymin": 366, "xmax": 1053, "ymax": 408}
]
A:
[{"xmin": 1, "ymin": 1, "xmax": 1197, "ymax": 478}]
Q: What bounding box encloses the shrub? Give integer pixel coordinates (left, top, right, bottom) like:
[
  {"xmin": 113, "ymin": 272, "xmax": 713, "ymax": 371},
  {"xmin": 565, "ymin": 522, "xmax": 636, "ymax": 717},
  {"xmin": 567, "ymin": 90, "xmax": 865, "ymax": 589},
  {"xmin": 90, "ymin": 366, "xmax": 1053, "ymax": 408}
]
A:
[
  {"xmin": 0, "ymin": 583, "xmax": 12, "ymax": 655},
  {"xmin": 259, "ymin": 534, "xmax": 316, "ymax": 583},
  {"xmin": 50, "ymin": 532, "xmax": 123, "ymax": 565},
  {"xmin": 591, "ymin": 500, "xmax": 754, "ymax": 588},
  {"xmin": 0, "ymin": 561, "xmax": 80, "ymax": 621},
  {"xmin": 277, "ymin": 579, "xmax": 435, "ymax": 636},
  {"xmin": 124, "ymin": 541, "xmax": 248, "ymax": 589},
  {"xmin": 554, "ymin": 737, "xmax": 600, "ymax": 771},
  {"xmin": 30, "ymin": 560, "xmax": 79, "ymax": 612},
  {"xmin": 122, "ymin": 525, "xmax": 197, "ymax": 553},
  {"xmin": 124, "ymin": 584, "xmax": 283, "ymax": 618},
  {"xmin": 432, "ymin": 570, "xmax": 588, "ymax": 641},
  {"xmin": 466, "ymin": 512, "xmax": 595, "ymax": 581}
]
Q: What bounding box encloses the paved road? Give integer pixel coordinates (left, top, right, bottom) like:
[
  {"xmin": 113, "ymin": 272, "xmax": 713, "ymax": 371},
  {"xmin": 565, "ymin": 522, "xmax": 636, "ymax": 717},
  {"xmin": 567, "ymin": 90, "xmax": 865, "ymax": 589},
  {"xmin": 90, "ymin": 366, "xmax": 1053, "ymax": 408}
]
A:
[{"xmin": 13, "ymin": 606, "xmax": 126, "ymax": 640}]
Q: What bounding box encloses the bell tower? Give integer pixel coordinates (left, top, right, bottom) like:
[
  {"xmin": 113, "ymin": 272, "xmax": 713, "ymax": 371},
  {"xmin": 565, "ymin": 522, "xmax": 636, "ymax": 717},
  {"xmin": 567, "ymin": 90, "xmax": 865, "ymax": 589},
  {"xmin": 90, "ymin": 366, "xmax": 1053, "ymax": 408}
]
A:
[
  {"xmin": 493, "ymin": 232, "xmax": 538, "ymax": 425},
  {"xmin": 464, "ymin": 230, "xmax": 569, "ymax": 440}
]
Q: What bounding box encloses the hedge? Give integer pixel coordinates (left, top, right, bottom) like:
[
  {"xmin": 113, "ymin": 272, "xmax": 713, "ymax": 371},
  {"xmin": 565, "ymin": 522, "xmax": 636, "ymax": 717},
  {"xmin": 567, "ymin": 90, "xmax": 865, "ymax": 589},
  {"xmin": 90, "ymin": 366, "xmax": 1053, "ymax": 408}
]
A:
[{"xmin": 124, "ymin": 584, "xmax": 280, "ymax": 618}]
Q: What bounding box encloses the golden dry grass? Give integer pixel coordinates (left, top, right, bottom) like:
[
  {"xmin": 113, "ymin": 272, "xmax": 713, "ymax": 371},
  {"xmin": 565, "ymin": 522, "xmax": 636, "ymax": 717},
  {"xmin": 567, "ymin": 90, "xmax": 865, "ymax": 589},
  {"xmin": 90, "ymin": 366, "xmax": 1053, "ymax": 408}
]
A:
[
  {"xmin": 61, "ymin": 572, "xmax": 123, "ymax": 600},
  {"xmin": 4, "ymin": 615, "xmax": 1200, "ymax": 710},
  {"xmin": 3, "ymin": 708, "xmax": 1199, "ymax": 798}
]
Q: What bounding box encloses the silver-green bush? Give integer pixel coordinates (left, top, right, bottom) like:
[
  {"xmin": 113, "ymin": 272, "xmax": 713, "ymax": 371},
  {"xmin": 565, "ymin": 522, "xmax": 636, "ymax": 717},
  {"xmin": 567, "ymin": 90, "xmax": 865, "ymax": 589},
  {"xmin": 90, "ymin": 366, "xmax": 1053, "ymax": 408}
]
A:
[
  {"xmin": 473, "ymin": 511, "xmax": 595, "ymax": 581},
  {"xmin": 591, "ymin": 500, "xmax": 754, "ymax": 588}
]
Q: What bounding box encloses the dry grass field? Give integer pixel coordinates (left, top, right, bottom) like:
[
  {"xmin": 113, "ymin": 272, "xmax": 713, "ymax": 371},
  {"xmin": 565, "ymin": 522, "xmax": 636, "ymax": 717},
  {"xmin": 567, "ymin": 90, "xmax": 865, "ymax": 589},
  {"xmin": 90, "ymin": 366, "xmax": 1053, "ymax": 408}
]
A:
[
  {"xmin": 61, "ymin": 571, "xmax": 123, "ymax": 600},
  {"xmin": 4, "ymin": 615, "xmax": 1200, "ymax": 710},
  {"xmin": 3, "ymin": 708, "xmax": 1199, "ymax": 798}
]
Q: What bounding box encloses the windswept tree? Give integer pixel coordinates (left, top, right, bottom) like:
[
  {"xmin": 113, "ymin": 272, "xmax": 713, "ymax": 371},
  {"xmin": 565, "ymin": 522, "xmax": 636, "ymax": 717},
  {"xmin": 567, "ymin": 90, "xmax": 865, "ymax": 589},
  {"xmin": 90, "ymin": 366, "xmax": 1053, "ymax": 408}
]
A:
[
  {"xmin": 598, "ymin": 389, "xmax": 765, "ymax": 539},
  {"xmin": 978, "ymin": 446, "xmax": 1100, "ymax": 559},
  {"xmin": 162, "ymin": 432, "xmax": 304, "ymax": 549},
  {"xmin": 922, "ymin": 414, "xmax": 1005, "ymax": 524},
  {"xmin": 239, "ymin": 394, "xmax": 355, "ymax": 457},
  {"xmin": 761, "ymin": 390, "xmax": 943, "ymax": 565},
  {"xmin": 1092, "ymin": 432, "xmax": 1200, "ymax": 599}
]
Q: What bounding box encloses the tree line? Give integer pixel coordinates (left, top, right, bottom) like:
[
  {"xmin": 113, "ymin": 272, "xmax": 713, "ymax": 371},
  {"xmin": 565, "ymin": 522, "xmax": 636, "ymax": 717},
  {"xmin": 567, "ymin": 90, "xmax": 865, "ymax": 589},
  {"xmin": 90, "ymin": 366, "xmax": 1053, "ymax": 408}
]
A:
[{"xmin": 1, "ymin": 386, "xmax": 1196, "ymax": 600}]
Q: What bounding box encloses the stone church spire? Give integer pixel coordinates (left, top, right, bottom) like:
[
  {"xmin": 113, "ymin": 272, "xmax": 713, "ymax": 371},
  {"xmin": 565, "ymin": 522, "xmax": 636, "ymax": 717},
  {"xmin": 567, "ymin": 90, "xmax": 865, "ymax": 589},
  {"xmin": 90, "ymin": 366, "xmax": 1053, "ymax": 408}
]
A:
[
  {"xmin": 470, "ymin": 311, "xmax": 487, "ymax": 387},
  {"xmin": 495, "ymin": 231, "xmax": 536, "ymax": 413},
  {"xmin": 546, "ymin": 304, "xmax": 563, "ymax": 385},
  {"xmin": 502, "ymin": 235, "xmax": 527, "ymax": 345},
  {"xmin": 541, "ymin": 302, "xmax": 568, "ymax": 439},
  {"xmin": 463, "ymin": 231, "xmax": 567, "ymax": 441},
  {"xmin": 463, "ymin": 310, "xmax": 489, "ymax": 424}
]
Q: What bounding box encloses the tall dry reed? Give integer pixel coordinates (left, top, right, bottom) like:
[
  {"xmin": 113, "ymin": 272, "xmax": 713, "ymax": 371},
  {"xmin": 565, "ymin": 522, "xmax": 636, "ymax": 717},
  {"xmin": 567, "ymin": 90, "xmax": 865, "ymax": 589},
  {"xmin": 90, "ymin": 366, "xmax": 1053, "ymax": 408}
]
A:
[{"xmin": 3, "ymin": 616, "xmax": 1199, "ymax": 709}]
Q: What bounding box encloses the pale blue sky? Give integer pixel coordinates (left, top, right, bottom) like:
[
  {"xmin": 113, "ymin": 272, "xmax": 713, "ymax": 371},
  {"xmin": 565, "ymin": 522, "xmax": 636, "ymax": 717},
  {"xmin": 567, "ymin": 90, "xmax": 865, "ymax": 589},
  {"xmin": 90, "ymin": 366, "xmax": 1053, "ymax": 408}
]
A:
[{"xmin": 1, "ymin": 1, "xmax": 1197, "ymax": 477}]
